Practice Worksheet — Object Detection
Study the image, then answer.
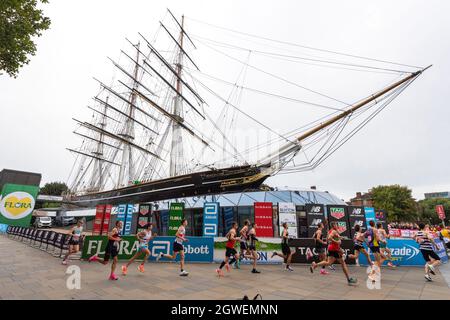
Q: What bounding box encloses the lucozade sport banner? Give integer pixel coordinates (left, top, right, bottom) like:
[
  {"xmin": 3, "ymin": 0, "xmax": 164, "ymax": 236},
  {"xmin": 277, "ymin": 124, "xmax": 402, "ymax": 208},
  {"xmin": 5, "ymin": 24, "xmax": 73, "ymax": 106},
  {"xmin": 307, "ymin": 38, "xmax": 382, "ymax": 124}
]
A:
[
  {"xmin": 254, "ymin": 202, "xmax": 273, "ymax": 237},
  {"xmin": 0, "ymin": 184, "xmax": 39, "ymax": 227}
]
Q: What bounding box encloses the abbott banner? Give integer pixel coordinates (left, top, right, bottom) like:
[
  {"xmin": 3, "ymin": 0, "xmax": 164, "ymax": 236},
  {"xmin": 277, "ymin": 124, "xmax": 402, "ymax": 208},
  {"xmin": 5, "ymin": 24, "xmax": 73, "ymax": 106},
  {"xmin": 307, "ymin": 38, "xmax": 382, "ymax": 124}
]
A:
[
  {"xmin": 278, "ymin": 202, "xmax": 297, "ymax": 238},
  {"xmin": 254, "ymin": 202, "xmax": 273, "ymax": 237},
  {"xmin": 306, "ymin": 204, "xmax": 325, "ymax": 237},
  {"xmin": 82, "ymin": 236, "xmax": 213, "ymax": 262},
  {"xmin": 0, "ymin": 184, "xmax": 39, "ymax": 227},
  {"xmin": 203, "ymin": 202, "xmax": 219, "ymax": 237}
]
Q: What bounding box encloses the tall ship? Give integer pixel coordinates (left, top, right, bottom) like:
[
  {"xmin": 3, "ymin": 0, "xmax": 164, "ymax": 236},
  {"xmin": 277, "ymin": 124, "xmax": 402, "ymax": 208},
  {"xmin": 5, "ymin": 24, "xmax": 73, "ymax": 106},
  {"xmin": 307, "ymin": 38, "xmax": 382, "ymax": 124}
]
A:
[{"xmin": 65, "ymin": 10, "xmax": 430, "ymax": 207}]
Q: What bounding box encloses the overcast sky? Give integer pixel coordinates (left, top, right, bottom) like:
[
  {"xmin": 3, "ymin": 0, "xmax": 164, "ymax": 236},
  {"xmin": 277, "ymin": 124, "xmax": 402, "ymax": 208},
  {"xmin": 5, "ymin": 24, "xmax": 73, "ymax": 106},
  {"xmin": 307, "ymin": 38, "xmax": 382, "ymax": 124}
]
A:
[{"xmin": 1, "ymin": 0, "xmax": 449, "ymax": 201}]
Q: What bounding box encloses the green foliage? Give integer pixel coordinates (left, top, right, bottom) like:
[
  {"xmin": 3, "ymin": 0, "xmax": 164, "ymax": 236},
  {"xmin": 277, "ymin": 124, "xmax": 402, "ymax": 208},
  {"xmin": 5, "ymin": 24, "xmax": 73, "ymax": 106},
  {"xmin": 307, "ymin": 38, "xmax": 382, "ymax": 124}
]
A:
[
  {"xmin": 39, "ymin": 181, "xmax": 68, "ymax": 196},
  {"xmin": 371, "ymin": 185, "xmax": 418, "ymax": 222},
  {"xmin": 417, "ymin": 198, "xmax": 450, "ymax": 225},
  {"xmin": 0, "ymin": 0, "xmax": 51, "ymax": 77}
]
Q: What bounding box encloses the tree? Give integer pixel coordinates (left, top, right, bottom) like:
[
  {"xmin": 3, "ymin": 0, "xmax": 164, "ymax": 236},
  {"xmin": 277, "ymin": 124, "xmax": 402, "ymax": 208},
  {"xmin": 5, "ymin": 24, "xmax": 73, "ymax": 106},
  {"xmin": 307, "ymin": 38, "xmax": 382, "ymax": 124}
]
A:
[
  {"xmin": 417, "ymin": 198, "xmax": 450, "ymax": 225},
  {"xmin": 0, "ymin": 0, "xmax": 51, "ymax": 77},
  {"xmin": 39, "ymin": 181, "xmax": 68, "ymax": 196},
  {"xmin": 371, "ymin": 185, "xmax": 418, "ymax": 222}
]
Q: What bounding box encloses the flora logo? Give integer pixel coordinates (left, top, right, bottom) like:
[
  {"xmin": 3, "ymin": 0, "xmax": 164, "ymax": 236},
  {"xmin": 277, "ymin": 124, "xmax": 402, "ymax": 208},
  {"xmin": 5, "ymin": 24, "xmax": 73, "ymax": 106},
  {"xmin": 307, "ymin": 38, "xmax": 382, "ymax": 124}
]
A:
[{"xmin": 0, "ymin": 191, "xmax": 35, "ymax": 220}]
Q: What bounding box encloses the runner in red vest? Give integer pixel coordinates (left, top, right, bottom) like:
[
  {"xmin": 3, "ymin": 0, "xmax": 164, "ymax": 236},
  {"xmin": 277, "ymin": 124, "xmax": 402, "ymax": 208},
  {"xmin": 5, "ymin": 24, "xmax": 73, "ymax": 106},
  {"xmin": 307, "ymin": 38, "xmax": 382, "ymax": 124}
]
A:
[{"xmin": 216, "ymin": 222, "xmax": 240, "ymax": 277}]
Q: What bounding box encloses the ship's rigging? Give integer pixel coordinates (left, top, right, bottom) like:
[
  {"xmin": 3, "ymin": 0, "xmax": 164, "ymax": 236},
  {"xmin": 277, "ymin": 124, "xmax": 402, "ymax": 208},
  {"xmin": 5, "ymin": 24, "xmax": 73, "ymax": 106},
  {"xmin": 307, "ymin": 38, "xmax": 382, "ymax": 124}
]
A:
[{"xmin": 66, "ymin": 9, "xmax": 430, "ymax": 204}]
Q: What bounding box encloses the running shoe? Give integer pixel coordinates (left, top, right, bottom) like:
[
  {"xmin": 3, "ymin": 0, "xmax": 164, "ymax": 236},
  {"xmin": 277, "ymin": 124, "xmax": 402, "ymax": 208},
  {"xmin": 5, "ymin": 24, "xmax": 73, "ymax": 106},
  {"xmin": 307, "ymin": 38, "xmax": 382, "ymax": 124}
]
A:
[
  {"xmin": 180, "ymin": 270, "xmax": 189, "ymax": 276},
  {"xmin": 387, "ymin": 261, "xmax": 396, "ymax": 268},
  {"xmin": 251, "ymin": 269, "xmax": 261, "ymax": 274},
  {"xmin": 109, "ymin": 273, "xmax": 119, "ymax": 281},
  {"xmin": 310, "ymin": 262, "xmax": 316, "ymax": 274},
  {"xmin": 424, "ymin": 274, "xmax": 433, "ymax": 282},
  {"xmin": 216, "ymin": 268, "xmax": 224, "ymax": 277},
  {"xmin": 88, "ymin": 254, "xmax": 98, "ymax": 263},
  {"xmin": 138, "ymin": 264, "xmax": 145, "ymax": 273},
  {"xmin": 286, "ymin": 266, "xmax": 294, "ymax": 272},
  {"xmin": 225, "ymin": 263, "xmax": 230, "ymax": 272},
  {"xmin": 271, "ymin": 251, "xmax": 277, "ymax": 259},
  {"xmin": 428, "ymin": 264, "xmax": 436, "ymax": 275},
  {"xmin": 320, "ymin": 268, "xmax": 329, "ymax": 275},
  {"xmin": 329, "ymin": 264, "xmax": 336, "ymax": 271},
  {"xmin": 121, "ymin": 265, "xmax": 128, "ymax": 275},
  {"xmin": 347, "ymin": 277, "xmax": 357, "ymax": 285},
  {"xmin": 156, "ymin": 252, "xmax": 163, "ymax": 262},
  {"xmin": 61, "ymin": 260, "xmax": 68, "ymax": 265}
]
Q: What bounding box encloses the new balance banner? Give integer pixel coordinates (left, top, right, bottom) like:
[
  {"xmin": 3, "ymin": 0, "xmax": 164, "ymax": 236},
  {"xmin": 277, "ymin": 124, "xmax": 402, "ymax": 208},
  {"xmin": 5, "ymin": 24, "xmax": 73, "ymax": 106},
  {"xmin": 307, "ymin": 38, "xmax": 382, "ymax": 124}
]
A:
[
  {"xmin": 92, "ymin": 205, "xmax": 105, "ymax": 235},
  {"xmin": 203, "ymin": 202, "xmax": 219, "ymax": 237},
  {"xmin": 278, "ymin": 202, "xmax": 298, "ymax": 238},
  {"xmin": 81, "ymin": 235, "xmax": 213, "ymax": 262},
  {"xmin": 288, "ymin": 238, "xmax": 355, "ymax": 264},
  {"xmin": 136, "ymin": 204, "xmax": 151, "ymax": 234},
  {"xmin": 327, "ymin": 205, "xmax": 350, "ymax": 238},
  {"xmin": 254, "ymin": 202, "xmax": 273, "ymax": 237},
  {"xmin": 169, "ymin": 203, "xmax": 184, "ymax": 236},
  {"xmin": 364, "ymin": 207, "xmax": 376, "ymax": 228},
  {"xmin": 347, "ymin": 206, "xmax": 367, "ymax": 237},
  {"xmin": 306, "ymin": 204, "xmax": 325, "ymax": 237}
]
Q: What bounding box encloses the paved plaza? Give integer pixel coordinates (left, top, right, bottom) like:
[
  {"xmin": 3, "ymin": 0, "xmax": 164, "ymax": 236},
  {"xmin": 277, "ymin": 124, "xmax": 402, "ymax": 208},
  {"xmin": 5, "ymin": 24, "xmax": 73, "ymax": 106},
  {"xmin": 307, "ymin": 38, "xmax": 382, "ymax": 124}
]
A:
[{"xmin": 1, "ymin": 235, "xmax": 450, "ymax": 300}]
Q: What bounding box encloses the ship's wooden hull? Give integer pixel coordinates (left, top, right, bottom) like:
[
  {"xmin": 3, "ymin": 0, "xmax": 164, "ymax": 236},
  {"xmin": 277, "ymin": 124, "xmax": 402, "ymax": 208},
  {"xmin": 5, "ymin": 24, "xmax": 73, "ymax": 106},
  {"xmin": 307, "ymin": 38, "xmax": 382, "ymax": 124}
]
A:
[{"xmin": 68, "ymin": 165, "xmax": 270, "ymax": 206}]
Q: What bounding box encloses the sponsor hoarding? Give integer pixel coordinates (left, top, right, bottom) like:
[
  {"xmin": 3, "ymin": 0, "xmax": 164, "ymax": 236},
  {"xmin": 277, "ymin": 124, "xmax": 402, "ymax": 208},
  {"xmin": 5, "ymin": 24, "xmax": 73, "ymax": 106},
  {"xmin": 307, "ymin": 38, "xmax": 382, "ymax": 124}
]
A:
[
  {"xmin": 364, "ymin": 207, "xmax": 376, "ymax": 228},
  {"xmin": 223, "ymin": 207, "xmax": 234, "ymax": 232},
  {"xmin": 288, "ymin": 238, "xmax": 355, "ymax": 264},
  {"xmin": 306, "ymin": 204, "xmax": 325, "ymax": 237},
  {"xmin": 169, "ymin": 203, "xmax": 184, "ymax": 236},
  {"xmin": 0, "ymin": 184, "xmax": 39, "ymax": 227},
  {"xmin": 92, "ymin": 205, "xmax": 105, "ymax": 235},
  {"xmin": 136, "ymin": 204, "xmax": 151, "ymax": 234},
  {"xmin": 82, "ymin": 235, "xmax": 213, "ymax": 262},
  {"xmin": 254, "ymin": 202, "xmax": 273, "ymax": 237},
  {"xmin": 203, "ymin": 202, "xmax": 219, "ymax": 237},
  {"xmin": 436, "ymin": 205, "xmax": 446, "ymax": 220},
  {"xmin": 278, "ymin": 202, "xmax": 298, "ymax": 238},
  {"xmin": 375, "ymin": 209, "xmax": 388, "ymax": 231},
  {"xmin": 434, "ymin": 238, "xmax": 449, "ymax": 264},
  {"xmin": 117, "ymin": 204, "xmax": 133, "ymax": 235},
  {"xmin": 327, "ymin": 205, "xmax": 350, "ymax": 238},
  {"xmin": 347, "ymin": 206, "xmax": 367, "ymax": 237}
]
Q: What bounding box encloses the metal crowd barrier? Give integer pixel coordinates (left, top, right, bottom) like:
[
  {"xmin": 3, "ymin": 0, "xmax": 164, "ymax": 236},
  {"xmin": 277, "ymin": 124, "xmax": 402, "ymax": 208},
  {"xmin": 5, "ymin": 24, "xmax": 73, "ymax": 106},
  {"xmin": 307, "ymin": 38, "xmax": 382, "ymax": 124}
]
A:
[{"xmin": 5, "ymin": 226, "xmax": 85, "ymax": 259}]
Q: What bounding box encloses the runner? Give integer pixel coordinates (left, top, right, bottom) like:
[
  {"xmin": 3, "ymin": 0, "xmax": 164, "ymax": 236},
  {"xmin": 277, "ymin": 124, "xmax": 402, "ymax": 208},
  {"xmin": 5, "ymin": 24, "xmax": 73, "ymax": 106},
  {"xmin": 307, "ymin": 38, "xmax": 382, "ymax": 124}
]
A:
[
  {"xmin": 121, "ymin": 223, "xmax": 156, "ymax": 275},
  {"xmin": 248, "ymin": 223, "xmax": 261, "ymax": 274},
  {"xmin": 348, "ymin": 224, "xmax": 372, "ymax": 266},
  {"xmin": 216, "ymin": 222, "xmax": 240, "ymax": 277},
  {"xmin": 365, "ymin": 220, "xmax": 385, "ymax": 282},
  {"xmin": 377, "ymin": 222, "xmax": 395, "ymax": 268},
  {"xmin": 62, "ymin": 219, "xmax": 84, "ymax": 265},
  {"xmin": 271, "ymin": 222, "xmax": 294, "ymax": 271},
  {"xmin": 88, "ymin": 220, "xmax": 123, "ymax": 281},
  {"xmin": 156, "ymin": 219, "xmax": 189, "ymax": 276},
  {"xmin": 415, "ymin": 222, "xmax": 441, "ymax": 281},
  {"xmin": 310, "ymin": 222, "xmax": 357, "ymax": 285},
  {"xmin": 237, "ymin": 219, "xmax": 251, "ymax": 269},
  {"xmin": 313, "ymin": 222, "xmax": 328, "ymax": 274}
]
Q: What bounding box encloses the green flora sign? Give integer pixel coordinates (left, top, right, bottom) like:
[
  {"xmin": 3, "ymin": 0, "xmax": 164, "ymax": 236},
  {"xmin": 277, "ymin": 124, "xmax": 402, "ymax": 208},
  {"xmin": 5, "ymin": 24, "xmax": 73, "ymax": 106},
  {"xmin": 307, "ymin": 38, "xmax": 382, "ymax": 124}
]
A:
[
  {"xmin": 169, "ymin": 202, "xmax": 184, "ymax": 236},
  {"xmin": 81, "ymin": 235, "xmax": 141, "ymax": 260},
  {"xmin": 0, "ymin": 184, "xmax": 39, "ymax": 227}
]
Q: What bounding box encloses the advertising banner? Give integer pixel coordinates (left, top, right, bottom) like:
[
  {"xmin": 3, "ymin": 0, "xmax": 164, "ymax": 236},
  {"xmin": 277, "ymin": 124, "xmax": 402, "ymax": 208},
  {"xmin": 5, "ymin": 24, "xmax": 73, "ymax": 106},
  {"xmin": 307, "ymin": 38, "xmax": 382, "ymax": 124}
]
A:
[
  {"xmin": 389, "ymin": 228, "xmax": 402, "ymax": 238},
  {"xmin": 169, "ymin": 203, "xmax": 184, "ymax": 236},
  {"xmin": 117, "ymin": 204, "xmax": 127, "ymax": 234},
  {"xmin": 434, "ymin": 238, "xmax": 449, "ymax": 264},
  {"xmin": 278, "ymin": 202, "xmax": 298, "ymax": 238},
  {"xmin": 124, "ymin": 204, "xmax": 134, "ymax": 235},
  {"xmin": 400, "ymin": 229, "xmax": 417, "ymax": 238},
  {"xmin": 203, "ymin": 202, "xmax": 219, "ymax": 237},
  {"xmin": 213, "ymin": 237, "xmax": 283, "ymax": 264},
  {"xmin": 136, "ymin": 204, "xmax": 151, "ymax": 234},
  {"xmin": 223, "ymin": 207, "xmax": 234, "ymax": 232},
  {"xmin": 436, "ymin": 205, "xmax": 446, "ymax": 220},
  {"xmin": 305, "ymin": 204, "xmax": 325, "ymax": 237},
  {"xmin": 327, "ymin": 205, "xmax": 350, "ymax": 238},
  {"xmin": 288, "ymin": 238, "xmax": 355, "ymax": 264},
  {"xmin": 364, "ymin": 207, "xmax": 376, "ymax": 228},
  {"xmin": 0, "ymin": 183, "xmax": 39, "ymax": 227},
  {"xmin": 92, "ymin": 205, "xmax": 105, "ymax": 235},
  {"xmin": 82, "ymin": 235, "xmax": 213, "ymax": 262},
  {"xmin": 254, "ymin": 202, "xmax": 273, "ymax": 237},
  {"xmin": 0, "ymin": 223, "xmax": 8, "ymax": 234},
  {"xmin": 358, "ymin": 238, "xmax": 433, "ymax": 266},
  {"xmin": 347, "ymin": 206, "xmax": 367, "ymax": 237},
  {"xmin": 102, "ymin": 204, "xmax": 112, "ymax": 235},
  {"xmin": 375, "ymin": 209, "xmax": 388, "ymax": 231}
]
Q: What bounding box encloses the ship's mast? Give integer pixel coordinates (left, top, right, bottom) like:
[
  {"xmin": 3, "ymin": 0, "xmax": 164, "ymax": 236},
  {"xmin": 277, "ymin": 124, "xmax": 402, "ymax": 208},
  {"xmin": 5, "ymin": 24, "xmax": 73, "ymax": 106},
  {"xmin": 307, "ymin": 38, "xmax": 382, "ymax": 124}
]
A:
[
  {"xmin": 117, "ymin": 43, "xmax": 141, "ymax": 187},
  {"xmin": 89, "ymin": 96, "xmax": 108, "ymax": 190},
  {"xmin": 170, "ymin": 15, "xmax": 185, "ymax": 177}
]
